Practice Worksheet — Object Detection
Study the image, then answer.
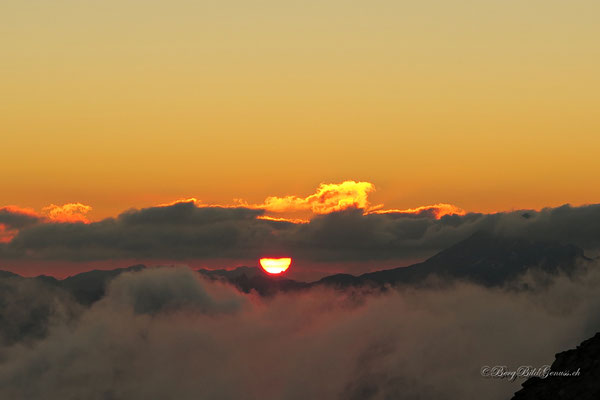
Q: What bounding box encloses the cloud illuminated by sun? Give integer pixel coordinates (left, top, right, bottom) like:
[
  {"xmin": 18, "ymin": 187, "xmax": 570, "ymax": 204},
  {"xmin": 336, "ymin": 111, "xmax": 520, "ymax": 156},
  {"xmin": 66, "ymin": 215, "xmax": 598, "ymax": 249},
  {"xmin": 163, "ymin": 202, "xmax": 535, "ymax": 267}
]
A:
[
  {"xmin": 369, "ymin": 203, "xmax": 466, "ymax": 219},
  {"xmin": 0, "ymin": 203, "xmax": 93, "ymax": 241},
  {"xmin": 157, "ymin": 198, "xmax": 203, "ymax": 207},
  {"xmin": 240, "ymin": 181, "xmax": 375, "ymax": 214},
  {"xmin": 0, "ymin": 205, "xmax": 39, "ymax": 218},
  {"xmin": 42, "ymin": 203, "xmax": 93, "ymax": 223},
  {"xmin": 256, "ymin": 215, "xmax": 309, "ymax": 224},
  {"xmin": 156, "ymin": 181, "xmax": 378, "ymax": 219},
  {"xmin": 0, "ymin": 224, "xmax": 15, "ymax": 243},
  {"xmin": 5, "ymin": 181, "xmax": 462, "ymax": 235},
  {"xmin": 154, "ymin": 181, "xmax": 466, "ymax": 223}
]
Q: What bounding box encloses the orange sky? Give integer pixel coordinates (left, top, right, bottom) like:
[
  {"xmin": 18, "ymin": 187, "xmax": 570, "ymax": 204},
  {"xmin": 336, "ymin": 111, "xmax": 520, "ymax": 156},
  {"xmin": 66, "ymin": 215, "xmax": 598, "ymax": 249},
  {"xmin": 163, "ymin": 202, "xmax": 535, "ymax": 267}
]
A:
[{"xmin": 1, "ymin": 1, "xmax": 599, "ymax": 219}]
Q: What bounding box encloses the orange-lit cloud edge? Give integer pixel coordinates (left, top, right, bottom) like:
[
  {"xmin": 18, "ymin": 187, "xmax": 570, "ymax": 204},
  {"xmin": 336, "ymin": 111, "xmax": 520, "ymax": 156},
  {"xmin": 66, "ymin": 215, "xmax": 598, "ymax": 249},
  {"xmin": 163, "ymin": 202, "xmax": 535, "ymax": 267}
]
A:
[
  {"xmin": 0, "ymin": 203, "xmax": 93, "ymax": 242},
  {"xmin": 0, "ymin": 203, "xmax": 92, "ymax": 223},
  {"xmin": 157, "ymin": 181, "xmax": 465, "ymax": 223},
  {"xmin": 0, "ymin": 181, "xmax": 464, "ymax": 242}
]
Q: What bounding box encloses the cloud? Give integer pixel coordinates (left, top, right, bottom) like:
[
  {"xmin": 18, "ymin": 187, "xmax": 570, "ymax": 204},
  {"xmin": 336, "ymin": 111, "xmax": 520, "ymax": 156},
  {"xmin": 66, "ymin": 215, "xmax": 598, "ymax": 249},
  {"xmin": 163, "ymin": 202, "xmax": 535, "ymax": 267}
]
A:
[
  {"xmin": 0, "ymin": 203, "xmax": 92, "ymax": 242},
  {"xmin": 1, "ymin": 265, "xmax": 600, "ymax": 399},
  {"xmin": 232, "ymin": 181, "xmax": 465, "ymax": 220},
  {"xmin": 2, "ymin": 202, "xmax": 600, "ymax": 266},
  {"xmin": 0, "ymin": 225, "xmax": 15, "ymax": 244},
  {"xmin": 156, "ymin": 181, "xmax": 376, "ymax": 218},
  {"xmin": 242, "ymin": 180, "xmax": 376, "ymax": 214},
  {"xmin": 0, "ymin": 206, "xmax": 42, "ymax": 230},
  {"xmin": 42, "ymin": 203, "xmax": 92, "ymax": 223},
  {"xmin": 157, "ymin": 197, "xmax": 203, "ymax": 207},
  {"xmin": 256, "ymin": 215, "xmax": 309, "ymax": 224},
  {"xmin": 288, "ymin": 204, "xmax": 600, "ymax": 262},
  {"xmin": 0, "ymin": 206, "xmax": 43, "ymax": 243},
  {"xmin": 103, "ymin": 266, "xmax": 244, "ymax": 315},
  {"xmin": 369, "ymin": 203, "xmax": 466, "ymax": 219},
  {"xmin": 0, "ymin": 202, "xmax": 280, "ymax": 261},
  {"xmin": 0, "ymin": 181, "xmax": 468, "ymax": 262}
]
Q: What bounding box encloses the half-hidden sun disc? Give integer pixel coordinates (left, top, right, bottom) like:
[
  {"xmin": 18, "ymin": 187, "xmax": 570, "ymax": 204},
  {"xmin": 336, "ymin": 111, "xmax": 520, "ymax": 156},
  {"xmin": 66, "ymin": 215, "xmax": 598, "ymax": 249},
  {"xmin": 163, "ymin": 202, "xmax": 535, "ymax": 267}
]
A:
[{"xmin": 259, "ymin": 257, "xmax": 292, "ymax": 274}]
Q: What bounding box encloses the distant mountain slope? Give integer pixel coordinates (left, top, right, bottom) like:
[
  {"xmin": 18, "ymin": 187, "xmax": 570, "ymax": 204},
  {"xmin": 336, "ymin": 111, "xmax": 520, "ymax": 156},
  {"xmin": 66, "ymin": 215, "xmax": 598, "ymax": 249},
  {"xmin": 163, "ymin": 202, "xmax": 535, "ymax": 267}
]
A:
[
  {"xmin": 192, "ymin": 231, "xmax": 589, "ymax": 294},
  {"xmin": 317, "ymin": 231, "xmax": 588, "ymax": 288},
  {"xmin": 60, "ymin": 264, "xmax": 146, "ymax": 305},
  {"xmin": 0, "ymin": 272, "xmax": 78, "ymax": 346},
  {"xmin": 0, "ymin": 231, "xmax": 590, "ymax": 301},
  {"xmin": 512, "ymin": 332, "xmax": 600, "ymax": 399},
  {"xmin": 0, "ymin": 270, "xmax": 20, "ymax": 279},
  {"xmin": 0, "ymin": 264, "xmax": 146, "ymax": 305}
]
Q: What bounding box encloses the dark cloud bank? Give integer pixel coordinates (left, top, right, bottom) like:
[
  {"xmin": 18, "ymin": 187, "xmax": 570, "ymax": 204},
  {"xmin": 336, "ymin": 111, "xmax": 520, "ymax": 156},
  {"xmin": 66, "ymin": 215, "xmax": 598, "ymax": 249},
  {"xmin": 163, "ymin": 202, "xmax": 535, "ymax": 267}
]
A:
[
  {"xmin": 2, "ymin": 202, "xmax": 600, "ymax": 265},
  {"xmin": 1, "ymin": 263, "xmax": 600, "ymax": 399}
]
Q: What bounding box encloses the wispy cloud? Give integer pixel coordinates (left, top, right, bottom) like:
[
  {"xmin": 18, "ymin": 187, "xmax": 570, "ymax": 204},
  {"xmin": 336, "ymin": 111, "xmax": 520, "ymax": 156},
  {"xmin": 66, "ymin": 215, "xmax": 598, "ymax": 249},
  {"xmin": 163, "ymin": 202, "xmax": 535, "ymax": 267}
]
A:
[{"xmin": 368, "ymin": 203, "xmax": 466, "ymax": 219}]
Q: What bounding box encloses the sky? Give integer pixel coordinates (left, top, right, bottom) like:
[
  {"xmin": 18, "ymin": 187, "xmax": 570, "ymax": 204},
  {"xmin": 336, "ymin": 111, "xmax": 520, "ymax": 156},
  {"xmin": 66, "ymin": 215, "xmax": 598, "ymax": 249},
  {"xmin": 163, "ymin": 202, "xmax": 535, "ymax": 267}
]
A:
[
  {"xmin": 2, "ymin": 0, "xmax": 599, "ymax": 221},
  {"xmin": 1, "ymin": 1, "xmax": 600, "ymax": 277}
]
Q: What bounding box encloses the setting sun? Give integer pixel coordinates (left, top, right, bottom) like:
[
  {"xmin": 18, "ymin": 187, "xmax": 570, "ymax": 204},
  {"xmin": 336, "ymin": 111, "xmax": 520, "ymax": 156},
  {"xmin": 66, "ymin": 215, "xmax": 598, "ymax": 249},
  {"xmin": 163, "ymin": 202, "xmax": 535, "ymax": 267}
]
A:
[{"xmin": 259, "ymin": 257, "xmax": 292, "ymax": 275}]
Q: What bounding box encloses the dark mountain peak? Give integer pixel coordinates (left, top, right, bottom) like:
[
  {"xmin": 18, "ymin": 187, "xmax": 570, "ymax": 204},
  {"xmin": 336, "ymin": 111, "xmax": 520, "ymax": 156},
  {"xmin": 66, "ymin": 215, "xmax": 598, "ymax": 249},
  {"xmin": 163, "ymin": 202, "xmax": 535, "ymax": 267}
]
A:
[
  {"xmin": 61, "ymin": 264, "xmax": 146, "ymax": 305},
  {"xmin": 34, "ymin": 275, "xmax": 60, "ymax": 285},
  {"xmin": 0, "ymin": 270, "xmax": 21, "ymax": 279},
  {"xmin": 428, "ymin": 230, "xmax": 584, "ymax": 266},
  {"xmin": 315, "ymin": 273, "xmax": 359, "ymax": 287},
  {"xmin": 421, "ymin": 230, "xmax": 586, "ymax": 285},
  {"xmin": 317, "ymin": 232, "xmax": 588, "ymax": 289},
  {"xmin": 512, "ymin": 331, "xmax": 600, "ymax": 399},
  {"xmin": 63, "ymin": 264, "xmax": 146, "ymax": 280}
]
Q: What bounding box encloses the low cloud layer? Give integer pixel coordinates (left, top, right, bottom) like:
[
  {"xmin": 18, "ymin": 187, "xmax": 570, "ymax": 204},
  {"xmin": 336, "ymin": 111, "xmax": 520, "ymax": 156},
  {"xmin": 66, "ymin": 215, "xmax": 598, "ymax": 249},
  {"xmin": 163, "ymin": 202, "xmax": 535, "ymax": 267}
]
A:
[
  {"xmin": 1, "ymin": 265, "xmax": 599, "ymax": 399},
  {"xmin": 1, "ymin": 201, "xmax": 600, "ymax": 269}
]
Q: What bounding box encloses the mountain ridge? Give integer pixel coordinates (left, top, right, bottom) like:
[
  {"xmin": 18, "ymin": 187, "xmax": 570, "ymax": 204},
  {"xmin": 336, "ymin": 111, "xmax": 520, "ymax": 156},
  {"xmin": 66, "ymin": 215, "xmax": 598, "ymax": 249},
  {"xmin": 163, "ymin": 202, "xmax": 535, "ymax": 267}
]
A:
[
  {"xmin": 0, "ymin": 231, "xmax": 592, "ymax": 299},
  {"xmin": 512, "ymin": 332, "xmax": 600, "ymax": 399}
]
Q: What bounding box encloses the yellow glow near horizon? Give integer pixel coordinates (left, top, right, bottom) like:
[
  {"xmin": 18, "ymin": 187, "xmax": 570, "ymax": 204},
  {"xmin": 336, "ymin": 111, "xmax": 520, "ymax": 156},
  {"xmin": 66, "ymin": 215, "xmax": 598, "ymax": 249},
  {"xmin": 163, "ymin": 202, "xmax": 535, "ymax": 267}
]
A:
[{"xmin": 259, "ymin": 258, "xmax": 292, "ymax": 275}]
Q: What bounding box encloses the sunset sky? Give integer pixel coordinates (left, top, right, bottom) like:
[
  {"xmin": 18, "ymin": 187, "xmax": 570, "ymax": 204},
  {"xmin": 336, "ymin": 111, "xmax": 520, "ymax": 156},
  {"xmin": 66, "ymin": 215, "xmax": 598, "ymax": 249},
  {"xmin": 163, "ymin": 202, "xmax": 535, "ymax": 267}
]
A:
[
  {"xmin": 2, "ymin": 1, "xmax": 600, "ymax": 278},
  {"xmin": 4, "ymin": 4, "xmax": 600, "ymax": 400},
  {"xmin": 2, "ymin": 0, "xmax": 599, "ymax": 221}
]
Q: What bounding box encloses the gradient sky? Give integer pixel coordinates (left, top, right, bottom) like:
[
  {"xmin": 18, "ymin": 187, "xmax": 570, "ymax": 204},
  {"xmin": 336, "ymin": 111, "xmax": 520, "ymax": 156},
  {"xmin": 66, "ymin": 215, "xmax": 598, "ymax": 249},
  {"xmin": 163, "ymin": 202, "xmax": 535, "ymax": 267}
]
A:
[{"xmin": 2, "ymin": 0, "xmax": 599, "ymax": 221}]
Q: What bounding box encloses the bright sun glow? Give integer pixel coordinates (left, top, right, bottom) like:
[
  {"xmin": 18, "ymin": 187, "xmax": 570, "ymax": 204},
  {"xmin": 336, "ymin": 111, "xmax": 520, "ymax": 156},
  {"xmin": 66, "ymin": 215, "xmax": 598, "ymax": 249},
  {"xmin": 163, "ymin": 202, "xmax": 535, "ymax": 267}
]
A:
[{"xmin": 259, "ymin": 257, "xmax": 292, "ymax": 274}]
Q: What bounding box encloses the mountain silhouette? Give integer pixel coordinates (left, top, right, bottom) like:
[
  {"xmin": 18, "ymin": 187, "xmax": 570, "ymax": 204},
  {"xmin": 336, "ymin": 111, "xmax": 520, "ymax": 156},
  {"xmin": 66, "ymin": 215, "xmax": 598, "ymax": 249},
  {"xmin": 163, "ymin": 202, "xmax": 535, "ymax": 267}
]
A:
[
  {"xmin": 0, "ymin": 231, "xmax": 590, "ymax": 301},
  {"xmin": 512, "ymin": 331, "xmax": 600, "ymax": 399},
  {"xmin": 316, "ymin": 231, "xmax": 588, "ymax": 288},
  {"xmin": 60, "ymin": 264, "xmax": 146, "ymax": 305}
]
